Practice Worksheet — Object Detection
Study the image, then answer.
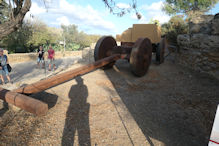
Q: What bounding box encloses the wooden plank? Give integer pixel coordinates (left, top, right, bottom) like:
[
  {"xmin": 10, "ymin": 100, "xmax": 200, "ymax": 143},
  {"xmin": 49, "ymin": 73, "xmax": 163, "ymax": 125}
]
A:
[
  {"xmin": 0, "ymin": 87, "xmax": 48, "ymax": 116},
  {"xmin": 13, "ymin": 54, "xmax": 121, "ymax": 94}
]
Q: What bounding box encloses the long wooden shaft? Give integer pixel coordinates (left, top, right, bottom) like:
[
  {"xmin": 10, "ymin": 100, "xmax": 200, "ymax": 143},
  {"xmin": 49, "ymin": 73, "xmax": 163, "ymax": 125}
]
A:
[
  {"xmin": 13, "ymin": 54, "xmax": 121, "ymax": 94},
  {"xmin": 0, "ymin": 87, "xmax": 48, "ymax": 116},
  {"xmin": 112, "ymin": 46, "xmax": 132, "ymax": 55}
]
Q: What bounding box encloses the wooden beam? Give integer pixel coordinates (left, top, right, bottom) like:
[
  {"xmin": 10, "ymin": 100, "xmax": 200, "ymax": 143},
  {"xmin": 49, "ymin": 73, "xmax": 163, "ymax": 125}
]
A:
[
  {"xmin": 0, "ymin": 87, "xmax": 48, "ymax": 116},
  {"xmin": 13, "ymin": 54, "xmax": 121, "ymax": 94}
]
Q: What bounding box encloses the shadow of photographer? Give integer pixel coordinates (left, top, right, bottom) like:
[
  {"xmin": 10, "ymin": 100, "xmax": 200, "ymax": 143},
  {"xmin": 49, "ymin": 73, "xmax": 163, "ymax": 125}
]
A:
[{"xmin": 62, "ymin": 76, "xmax": 91, "ymax": 146}]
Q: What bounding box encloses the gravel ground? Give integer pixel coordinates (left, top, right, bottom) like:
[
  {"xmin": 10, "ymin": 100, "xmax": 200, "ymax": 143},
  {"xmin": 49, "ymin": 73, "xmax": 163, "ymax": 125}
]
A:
[{"xmin": 0, "ymin": 56, "xmax": 218, "ymax": 146}]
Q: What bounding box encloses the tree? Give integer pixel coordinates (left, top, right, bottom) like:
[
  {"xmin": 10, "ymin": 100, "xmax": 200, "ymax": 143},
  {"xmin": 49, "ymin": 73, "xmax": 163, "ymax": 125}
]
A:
[
  {"xmin": 102, "ymin": 0, "xmax": 141, "ymax": 19},
  {"xmin": 163, "ymin": 0, "xmax": 219, "ymax": 17},
  {"xmin": 0, "ymin": 19, "xmax": 62, "ymax": 53},
  {"xmin": 0, "ymin": 1, "xmax": 9, "ymax": 23},
  {"xmin": 149, "ymin": 19, "xmax": 160, "ymax": 26},
  {"xmin": 28, "ymin": 21, "xmax": 52, "ymax": 46},
  {"xmin": 1, "ymin": 0, "xmax": 219, "ymax": 41},
  {"xmin": 161, "ymin": 15, "xmax": 188, "ymax": 45},
  {"xmin": 26, "ymin": 19, "xmax": 62, "ymax": 51},
  {"xmin": 0, "ymin": 0, "xmax": 31, "ymax": 40},
  {"xmin": 61, "ymin": 24, "xmax": 79, "ymax": 45},
  {"xmin": 1, "ymin": 21, "xmax": 33, "ymax": 53},
  {"xmin": 0, "ymin": 0, "xmax": 141, "ymax": 40},
  {"xmin": 61, "ymin": 24, "xmax": 101, "ymax": 50}
]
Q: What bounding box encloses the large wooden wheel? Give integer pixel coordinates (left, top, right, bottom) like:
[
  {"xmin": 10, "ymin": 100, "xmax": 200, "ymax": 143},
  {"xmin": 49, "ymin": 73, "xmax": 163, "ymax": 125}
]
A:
[
  {"xmin": 156, "ymin": 37, "xmax": 167, "ymax": 64},
  {"xmin": 130, "ymin": 38, "xmax": 152, "ymax": 77},
  {"xmin": 94, "ymin": 36, "xmax": 117, "ymax": 68}
]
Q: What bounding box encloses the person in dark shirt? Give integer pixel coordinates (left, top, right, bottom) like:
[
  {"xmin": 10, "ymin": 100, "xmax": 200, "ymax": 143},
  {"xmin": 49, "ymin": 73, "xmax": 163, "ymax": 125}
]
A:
[
  {"xmin": 0, "ymin": 48, "xmax": 11, "ymax": 84},
  {"xmin": 37, "ymin": 46, "xmax": 45, "ymax": 68}
]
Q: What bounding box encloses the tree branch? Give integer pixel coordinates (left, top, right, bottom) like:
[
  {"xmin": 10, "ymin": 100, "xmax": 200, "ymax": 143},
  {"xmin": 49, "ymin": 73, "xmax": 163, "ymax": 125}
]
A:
[
  {"xmin": 102, "ymin": 0, "xmax": 141, "ymax": 19},
  {"xmin": 0, "ymin": 0, "xmax": 31, "ymax": 40}
]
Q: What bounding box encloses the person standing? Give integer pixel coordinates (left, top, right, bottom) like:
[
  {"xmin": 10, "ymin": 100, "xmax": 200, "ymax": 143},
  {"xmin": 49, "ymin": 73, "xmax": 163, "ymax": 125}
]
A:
[
  {"xmin": 37, "ymin": 46, "xmax": 45, "ymax": 68},
  {"xmin": 0, "ymin": 48, "xmax": 11, "ymax": 84},
  {"xmin": 48, "ymin": 45, "xmax": 56, "ymax": 71}
]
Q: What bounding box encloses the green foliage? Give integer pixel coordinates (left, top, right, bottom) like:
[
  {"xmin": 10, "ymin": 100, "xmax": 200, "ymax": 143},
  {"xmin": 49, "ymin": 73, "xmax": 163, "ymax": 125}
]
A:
[
  {"xmin": 149, "ymin": 19, "xmax": 160, "ymax": 26},
  {"xmin": 27, "ymin": 20, "xmax": 62, "ymax": 47},
  {"xmin": 0, "ymin": 19, "xmax": 62, "ymax": 53},
  {"xmin": 102, "ymin": 0, "xmax": 141, "ymax": 19},
  {"xmin": 61, "ymin": 24, "xmax": 101, "ymax": 50},
  {"xmin": 161, "ymin": 15, "xmax": 188, "ymax": 45},
  {"xmin": 61, "ymin": 24, "xmax": 78, "ymax": 45},
  {"xmin": 0, "ymin": 22, "xmax": 33, "ymax": 53},
  {"xmin": 0, "ymin": 0, "xmax": 9, "ymax": 23},
  {"xmin": 0, "ymin": 17, "xmax": 101, "ymax": 53},
  {"xmin": 65, "ymin": 43, "xmax": 80, "ymax": 51},
  {"xmin": 163, "ymin": 0, "xmax": 219, "ymax": 16},
  {"xmin": 42, "ymin": 44, "xmax": 63, "ymax": 52}
]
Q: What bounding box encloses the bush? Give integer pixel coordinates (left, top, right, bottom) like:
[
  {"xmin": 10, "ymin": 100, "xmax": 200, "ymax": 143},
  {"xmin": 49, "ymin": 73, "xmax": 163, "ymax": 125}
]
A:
[
  {"xmin": 66, "ymin": 43, "xmax": 80, "ymax": 51},
  {"xmin": 161, "ymin": 15, "xmax": 188, "ymax": 45}
]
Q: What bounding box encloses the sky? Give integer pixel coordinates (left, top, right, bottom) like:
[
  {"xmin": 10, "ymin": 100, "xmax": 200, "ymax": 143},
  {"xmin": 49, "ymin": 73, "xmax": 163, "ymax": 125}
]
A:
[{"xmin": 26, "ymin": 0, "xmax": 219, "ymax": 35}]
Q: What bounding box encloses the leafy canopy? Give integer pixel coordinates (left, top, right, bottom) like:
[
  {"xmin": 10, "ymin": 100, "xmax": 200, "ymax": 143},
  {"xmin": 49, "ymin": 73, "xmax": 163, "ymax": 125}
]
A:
[
  {"xmin": 0, "ymin": 0, "xmax": 31, "ymax": 40},
  {"xmin": 149, "ymin": 19, "xmax": 160, "ymax": 26},
  {"xmin": 102, "ymin": 0, "xmax": 141, "ymax": 19},
  {"xmin": 163, "ymin": 0, "xmax": 219, "ymax": 16},
  {"xmin": 0, "ymin": 0, "xmax": 9, "ymax": 23},
  {"xmin": 61, "ymin": 24, "xmax": 101, "ymax": 50},
  {"xmin": 161, "ymin": 15, "xmax": 188, "ymax": 44}
]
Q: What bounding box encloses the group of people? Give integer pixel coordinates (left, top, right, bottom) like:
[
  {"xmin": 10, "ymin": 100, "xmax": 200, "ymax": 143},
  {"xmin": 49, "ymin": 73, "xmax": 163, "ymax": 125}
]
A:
[
  {"xmin": 0, "ymin": 45, "xmax": 56, "ymax": 84},
  {"xmin": 37, "ymin": 45, "xmax": 56, "ymax": 71}
]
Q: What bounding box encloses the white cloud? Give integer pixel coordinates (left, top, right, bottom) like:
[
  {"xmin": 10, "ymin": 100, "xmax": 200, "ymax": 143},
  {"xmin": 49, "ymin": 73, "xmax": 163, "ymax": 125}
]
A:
[
  {"xmin": 130, "ymin": 13, "xmax": 137, "ymax": 19},
  {"xmin": 25, "ymin": 0, "xmax": 116, "ymax": 34},
  {"xmin": 116, "ymin": 3, "xmax": 131, "ymax": 9},
  {"xmin": 29, "ymin": 2, "xmax": 47, "ymax": 15},
  {"xmin": 142, "ymin": 1, "xmax": 164, "ymax": 11},
  {"xmin": 56, "ymin": 16, "xmax": 70, "ymax": 26},
  {"xmin": 131, "ymin": 1, "xmax": 170, "ymax": 24}
]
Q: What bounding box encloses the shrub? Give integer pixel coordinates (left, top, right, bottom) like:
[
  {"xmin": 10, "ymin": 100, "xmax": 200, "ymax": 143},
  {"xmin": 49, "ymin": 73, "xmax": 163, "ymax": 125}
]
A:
[{"xmin": 161, "ymin": 15, "xmax": 188, "ymax": 45}]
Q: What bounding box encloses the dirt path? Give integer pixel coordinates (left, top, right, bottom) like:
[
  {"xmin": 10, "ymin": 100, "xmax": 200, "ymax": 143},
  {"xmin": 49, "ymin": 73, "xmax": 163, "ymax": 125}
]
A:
[
  {"xmin": 0, "ymin": 58, "xmax": 218, "ymax": 146},
  {"xmin": 1, "ymin": 56, "xmax": 82, "ymax": 90}
]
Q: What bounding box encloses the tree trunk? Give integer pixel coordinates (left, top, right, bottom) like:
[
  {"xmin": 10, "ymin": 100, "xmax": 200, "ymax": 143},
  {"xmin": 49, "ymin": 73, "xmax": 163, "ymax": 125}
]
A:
[{"xmin": 0, "ymin": 0, "xmax": 31, "ymax": 40}]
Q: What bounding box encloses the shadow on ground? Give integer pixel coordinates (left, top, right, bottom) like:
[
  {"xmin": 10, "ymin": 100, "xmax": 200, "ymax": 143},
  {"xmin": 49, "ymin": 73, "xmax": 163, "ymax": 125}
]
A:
[
  {"xmin": 62, "ymin": 76, "xmax": 91, "ymax": 146},
  {"xmin": 0, "ymin": 90, "xmax": 59, "ymax": 145},
  {"xmin": 103, "ymin": 59, "xmax": 219, "ymax": 146},
  {"xmin": 0, "ymin": 102, "xmax": 8, "ymax": 117},
  {"xmin": 30, "ymin": 91, "xmax": 59, "ymax": 109}
]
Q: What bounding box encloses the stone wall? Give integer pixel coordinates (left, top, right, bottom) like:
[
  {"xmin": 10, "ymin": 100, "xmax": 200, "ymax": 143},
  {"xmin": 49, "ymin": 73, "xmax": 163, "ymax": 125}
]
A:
[
  {"xmin": 82, "ymin": 47, "xmax": 94, "ymax": 63},
  {"xmin": 81, "ymin": 42, "xmax": 122, "ymax": 63},
  {"xmin": 82, "ymin": 43, "xmax": 97, "ymax": 63},
  {"xmin": 5, "ymin": 51, "xmax": 82, "ymax": 64},
  {"xmin": 177, "ymin": 14, "xmax": 219, "ymax": 79}
]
